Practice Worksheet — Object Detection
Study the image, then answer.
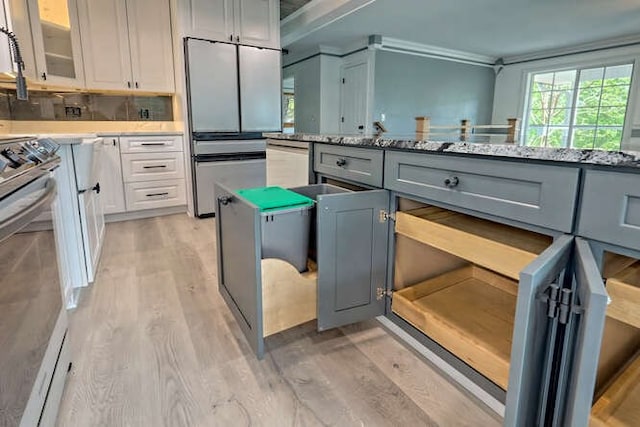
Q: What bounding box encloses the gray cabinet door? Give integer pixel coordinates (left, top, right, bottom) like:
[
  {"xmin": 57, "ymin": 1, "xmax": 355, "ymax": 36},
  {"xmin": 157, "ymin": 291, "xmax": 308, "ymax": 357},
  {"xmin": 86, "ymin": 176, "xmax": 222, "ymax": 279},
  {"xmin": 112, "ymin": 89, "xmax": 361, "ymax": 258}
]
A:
[
  {"xmin": 554, "ymin": 238, "xmax": 608, "ymax": 427},
  {"xmin": 505, "ymin": 235, "xmax": 574, "ymax": 426},
  {"xmin": 215, "ymin": 183, "xmax": 264, "ymax": 356},
  {"xmin": 316, "ymin": 189, "xmax": 389, "ymax": 330}
]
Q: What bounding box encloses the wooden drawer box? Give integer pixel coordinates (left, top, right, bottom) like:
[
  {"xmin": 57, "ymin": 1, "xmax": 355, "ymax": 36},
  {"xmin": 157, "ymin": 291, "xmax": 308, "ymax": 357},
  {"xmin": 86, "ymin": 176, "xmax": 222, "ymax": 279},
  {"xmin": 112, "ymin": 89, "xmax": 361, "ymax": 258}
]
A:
[
  {"xmin": 121, "ymin": 152, "xmax": 185, "ymax": 183},
  {"xmin": 385, "ymin": 151, "xmax": 580, "ymax": 233},
  {"xmin": 124, "ymin": 179, "xmax": 186, "ymax": 211},
  {"xmin": 578, "ymin": 170, "xmax": 640, "ymax": 252},
  {"xmin": 314, "ymin": 144, "xmax": 384, "ymax": 187},
  {"xmin": 119, "ymin": 135, "xmax": 183, "ymax": 153}
]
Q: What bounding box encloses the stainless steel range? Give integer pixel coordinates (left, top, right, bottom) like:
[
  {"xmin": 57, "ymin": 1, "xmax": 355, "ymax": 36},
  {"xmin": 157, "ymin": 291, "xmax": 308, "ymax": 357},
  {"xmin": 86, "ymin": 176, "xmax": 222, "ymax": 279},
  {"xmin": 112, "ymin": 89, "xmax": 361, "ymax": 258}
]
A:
[{"xmin": 0, "ymin": 137, "xmax": 71, "ymax": 426}]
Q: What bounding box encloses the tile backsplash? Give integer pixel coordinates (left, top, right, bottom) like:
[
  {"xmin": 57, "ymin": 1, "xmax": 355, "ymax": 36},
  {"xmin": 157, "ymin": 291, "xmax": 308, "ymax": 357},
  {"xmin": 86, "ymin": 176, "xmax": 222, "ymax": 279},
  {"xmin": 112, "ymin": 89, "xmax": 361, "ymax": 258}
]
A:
[{"xmin": 0, "ymin": 90, "xmax": 173, "ymax": 121}]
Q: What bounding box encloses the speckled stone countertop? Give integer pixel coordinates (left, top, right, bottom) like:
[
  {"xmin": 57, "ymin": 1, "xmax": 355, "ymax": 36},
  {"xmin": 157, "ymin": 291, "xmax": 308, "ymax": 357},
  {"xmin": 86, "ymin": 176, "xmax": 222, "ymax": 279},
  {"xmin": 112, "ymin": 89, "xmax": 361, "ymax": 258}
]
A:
[{"xmin": 264, "ymin": 133, "xmax": 640, "ymax": 169}]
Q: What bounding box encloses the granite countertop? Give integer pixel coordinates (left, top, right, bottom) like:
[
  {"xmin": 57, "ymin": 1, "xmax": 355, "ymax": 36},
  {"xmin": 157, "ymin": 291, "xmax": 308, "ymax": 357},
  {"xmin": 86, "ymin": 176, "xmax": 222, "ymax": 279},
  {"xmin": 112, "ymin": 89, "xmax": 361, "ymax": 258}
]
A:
[{"xmin": 264, "ymin": 133, "xmax": 640, "ymax": 169}]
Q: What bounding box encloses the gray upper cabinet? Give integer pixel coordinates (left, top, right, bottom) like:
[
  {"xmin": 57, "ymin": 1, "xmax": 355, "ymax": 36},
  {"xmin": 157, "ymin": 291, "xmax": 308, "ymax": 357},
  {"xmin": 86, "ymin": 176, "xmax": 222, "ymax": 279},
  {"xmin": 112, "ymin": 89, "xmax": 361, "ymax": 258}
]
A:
[
  {"xmin": 185, "ymin": 0, "xmax": 280, "ymax": 49},
  {"xmin": 578, "ymin": 169, "xmax": 640, "ymax": 253},
  {"xmin": 238, "ymin": 45, "xmax": 281, "ymax": 132},
  {"xmin": 316, "ymin": 189, "xmax": 389, "ymax": 330},
  {"xmin": 27, "ymin": 0, "xmax": 85, "ymax": 86},
  {"xmin": 385, "ymin": 151, "xmax": 581, "ymax": 233}
]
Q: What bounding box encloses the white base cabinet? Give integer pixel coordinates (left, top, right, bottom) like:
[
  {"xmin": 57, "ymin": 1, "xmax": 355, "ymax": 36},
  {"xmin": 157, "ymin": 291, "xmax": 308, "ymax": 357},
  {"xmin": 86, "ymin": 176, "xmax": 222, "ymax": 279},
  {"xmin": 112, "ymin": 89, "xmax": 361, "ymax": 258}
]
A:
[{"xmin": 100, "ymin": 137, "xmax": 127, "ymax": 214}]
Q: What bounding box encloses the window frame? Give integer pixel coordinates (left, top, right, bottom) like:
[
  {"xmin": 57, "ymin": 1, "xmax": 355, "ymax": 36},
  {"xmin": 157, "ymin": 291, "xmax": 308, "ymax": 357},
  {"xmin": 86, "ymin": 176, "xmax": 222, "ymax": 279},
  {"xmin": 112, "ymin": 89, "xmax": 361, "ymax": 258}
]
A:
[{"xmin": 519, "ymin": 56, "xmax": 640, "ymax": 150}]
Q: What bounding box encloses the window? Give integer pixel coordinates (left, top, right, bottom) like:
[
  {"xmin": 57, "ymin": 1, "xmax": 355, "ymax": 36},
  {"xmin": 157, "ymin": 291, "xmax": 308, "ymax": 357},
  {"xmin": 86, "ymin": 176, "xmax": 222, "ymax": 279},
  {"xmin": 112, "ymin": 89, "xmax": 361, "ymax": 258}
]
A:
[{"xmin": 525, "ymin": 63, "xmax": 633, "ymax": 150}]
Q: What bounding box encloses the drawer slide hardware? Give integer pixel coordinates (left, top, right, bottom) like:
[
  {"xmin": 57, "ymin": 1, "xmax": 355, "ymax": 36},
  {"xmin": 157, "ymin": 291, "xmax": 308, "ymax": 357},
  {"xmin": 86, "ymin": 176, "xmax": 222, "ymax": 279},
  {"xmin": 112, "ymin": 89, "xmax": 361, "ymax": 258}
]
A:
[
  {"xmin": 376, "ymin": 287, "xmax": 393, "ymax": 301},
  {"xmin": 538, "ymin": 284, "xmax": 583, "ymax": 325},
  {"xmin": 379, "ymin": 210, "xmax": 395, "ymax": 223}
]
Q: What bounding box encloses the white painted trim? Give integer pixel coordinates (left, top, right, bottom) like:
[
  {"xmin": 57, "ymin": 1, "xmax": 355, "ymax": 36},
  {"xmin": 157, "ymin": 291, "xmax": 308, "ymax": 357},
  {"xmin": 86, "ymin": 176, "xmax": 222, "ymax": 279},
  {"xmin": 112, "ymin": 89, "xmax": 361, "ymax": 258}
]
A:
[
  {"xmin": 374, "ymin": 36, "xmax": 496, "ymax": 67},
  {"xmin": 503, "ymin": 33, "xmax": 640, "ymax": 65},
  {"xmin": 105, "ymin": 205, "xmax": 187, "ymax": 223},
  {"xmin": 280, "ymin": 0, "xmax": 376, "ymax": 47},
  {"xmin": 376, "ymin": 316, "xmax": 506, "ymax": 418}
]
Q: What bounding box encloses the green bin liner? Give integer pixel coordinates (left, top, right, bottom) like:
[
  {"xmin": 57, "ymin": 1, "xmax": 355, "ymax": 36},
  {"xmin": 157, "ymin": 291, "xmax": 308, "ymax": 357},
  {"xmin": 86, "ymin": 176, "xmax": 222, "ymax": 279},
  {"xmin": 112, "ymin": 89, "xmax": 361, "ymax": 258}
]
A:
[{"xmin": 236, "ymin": 186, "xmax": 314, "ymax": 212}]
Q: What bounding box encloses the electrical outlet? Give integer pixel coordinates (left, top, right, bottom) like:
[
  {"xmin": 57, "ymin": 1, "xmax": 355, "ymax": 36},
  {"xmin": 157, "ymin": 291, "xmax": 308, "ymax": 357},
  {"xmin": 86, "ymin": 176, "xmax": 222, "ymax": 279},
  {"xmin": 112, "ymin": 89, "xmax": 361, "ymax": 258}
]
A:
[{"xmin": 64, "ymin": 106, "xmax": 82, "ymax": 118}]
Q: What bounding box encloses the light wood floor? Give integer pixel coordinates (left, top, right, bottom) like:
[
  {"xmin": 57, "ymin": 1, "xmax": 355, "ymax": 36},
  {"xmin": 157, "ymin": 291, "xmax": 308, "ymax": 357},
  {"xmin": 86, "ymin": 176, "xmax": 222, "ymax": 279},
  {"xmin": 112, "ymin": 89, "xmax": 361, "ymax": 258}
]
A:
[{"xmin": 55, "ymin": 213, "xmax": 500, "ymax": 427}]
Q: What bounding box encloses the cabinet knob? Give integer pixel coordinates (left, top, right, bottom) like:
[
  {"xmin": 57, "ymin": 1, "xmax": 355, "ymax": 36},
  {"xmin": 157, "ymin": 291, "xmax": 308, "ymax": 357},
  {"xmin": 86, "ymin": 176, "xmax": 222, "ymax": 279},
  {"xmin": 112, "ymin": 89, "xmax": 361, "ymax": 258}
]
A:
[
  {"xmin": 229, "ymin": 34, "xmax": 233, "ymax": 41},
  {"xmin": 135, "ymin": 82, "xmax": 139, "ymax": 89},
  {"xmin": 127, "ymin": 81, "xmax": 131, "ymax": 88},
  {"xmin": 236, "ymin": 35, "xmax": 240, "ymax": 43},
  {"xmin": 218, "ymin": 195, "xmax": 233, "ymax": 206},
  {"xmin": 41, "ymin": 72, "xmax": 47, "ymax": 80},
  {"xmin": 92, "ymin": 182, "xmax": 101, "ymax": 194},
  {"xmin": 444, "ymin": 176, "xmax": 459, "ymax": 188},
  {"xmin": 113, "ymin": 139, "xmax": 117, "ymax": 146},
  {"xmin": 336, "ymin": 158, "xmax": 347, "ymax": 167}
]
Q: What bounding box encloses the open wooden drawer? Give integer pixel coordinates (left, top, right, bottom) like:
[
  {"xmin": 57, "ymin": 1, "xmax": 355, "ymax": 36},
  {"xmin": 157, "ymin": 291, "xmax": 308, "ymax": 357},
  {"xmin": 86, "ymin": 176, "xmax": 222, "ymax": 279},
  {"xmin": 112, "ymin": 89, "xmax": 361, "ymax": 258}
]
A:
[
  {"xmin": 392, "ymin": 206, "xmax": 555, "ymax": 390},
  {"xmin": 590, "ymin": 259, "xmax": 640, "ymax": 426}
]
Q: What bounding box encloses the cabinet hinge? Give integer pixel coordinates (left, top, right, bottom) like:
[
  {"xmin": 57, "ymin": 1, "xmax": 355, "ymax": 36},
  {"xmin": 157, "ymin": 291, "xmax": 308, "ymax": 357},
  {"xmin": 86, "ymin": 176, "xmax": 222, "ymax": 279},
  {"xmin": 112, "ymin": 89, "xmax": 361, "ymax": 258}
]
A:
[
  {"xmin": 538, "ymin": 284, "xmax": 583, "ymax": 325},
  {"xmin": 379, "ymin": 210, "xmax": 395, "ymax": 223},
  {"xmin": 342, "ymin": 78, "xmax": 345, "ymax": 84},
  {"xmin": 376, "ymin": 287, "xmax": 393, "ymax": 301}
]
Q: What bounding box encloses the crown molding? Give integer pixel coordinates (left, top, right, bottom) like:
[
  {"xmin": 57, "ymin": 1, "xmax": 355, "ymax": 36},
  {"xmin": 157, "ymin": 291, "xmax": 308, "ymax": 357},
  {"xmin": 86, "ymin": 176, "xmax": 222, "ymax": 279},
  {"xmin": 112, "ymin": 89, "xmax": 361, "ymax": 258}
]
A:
[
  {"xmin": 502, "ymin": 33, "xmax": 640, "ymax": 65},
  {"xmin": 280, "ymin": 0, "xmax": 376, "ymax": 47},
  {"xmin": 372, "ymin": 36, "xmax": 496, "ymax": 67}
]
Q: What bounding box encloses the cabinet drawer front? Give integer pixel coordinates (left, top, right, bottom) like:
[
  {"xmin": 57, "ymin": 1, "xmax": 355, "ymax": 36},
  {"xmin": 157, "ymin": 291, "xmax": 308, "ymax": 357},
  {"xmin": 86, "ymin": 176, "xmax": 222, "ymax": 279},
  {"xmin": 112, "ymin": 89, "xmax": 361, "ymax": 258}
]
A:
[
  {"xmin": 578, "ymin": 170, "xmax": 640, "ymax": 251},
  {"xmin": 385, "ymin": 151, "xmax": 580, "ymax": 232},
  {"xmin": 122, "ymin": 152, "xmax": 185, "ymax": 182},
  {"xmin": 125, "ymin": 179, "xmax": 186, "ymax": 211},
  {"xmin": 314, "ymin": 144, "xmax": 383, "ymax": 187},
  {"xmin": 120, "ymin": 135, "xmax": 183, "ymax": 153}
]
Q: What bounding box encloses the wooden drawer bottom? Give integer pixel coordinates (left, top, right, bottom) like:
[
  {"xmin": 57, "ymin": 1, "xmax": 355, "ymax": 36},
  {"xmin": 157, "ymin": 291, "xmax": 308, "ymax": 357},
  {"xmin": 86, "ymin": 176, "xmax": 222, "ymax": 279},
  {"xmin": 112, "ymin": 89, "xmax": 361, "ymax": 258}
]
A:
[
  {"xmin": 262, "ymin": 258, "xmax": 317, "ymax": 337},
  {"xmin": 125, "ymin": 179, "xmax": 186, "ymax": 211},
  {"xmin": 392, "ymin": 265, "xmax": 517, "ymax": 390}
]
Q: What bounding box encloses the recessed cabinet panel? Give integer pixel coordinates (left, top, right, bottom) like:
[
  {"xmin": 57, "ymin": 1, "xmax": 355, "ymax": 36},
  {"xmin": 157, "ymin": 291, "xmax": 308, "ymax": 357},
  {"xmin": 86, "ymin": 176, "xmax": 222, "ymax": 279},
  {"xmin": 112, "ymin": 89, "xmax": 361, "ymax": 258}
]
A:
[
  {"xmin": 236, "ymin": 0, "xmax": 279, "ymax": 48},
  {"xmin": 185, "ymin": 0, "xmax": 234, "ymax": 42},
  {"xmin": 126, "ymin": 0, "xmax": 174, "ymax": 92},
  {"xmin": 77, "ymin": 0, "xmax": 131, "ymax": 90},
  {"xmin": 99, "ymin": 138, "xmax": 126, "ymax": 214},
  {"xmin": 385, "ymin": 151, "xmax": 581, "ymax": 233},
  {"xmin": 316, "ymin": 189, "xmax": 388, "ymax": 330},
  {"xmin": 578, "ymin": 170, "xmax": 640, "ymax": 253}
]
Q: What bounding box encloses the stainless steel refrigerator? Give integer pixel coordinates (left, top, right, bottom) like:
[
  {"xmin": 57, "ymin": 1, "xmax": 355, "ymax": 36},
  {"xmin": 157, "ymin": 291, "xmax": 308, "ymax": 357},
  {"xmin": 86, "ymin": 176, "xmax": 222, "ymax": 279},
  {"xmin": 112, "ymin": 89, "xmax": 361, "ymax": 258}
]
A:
[{"xmin": 185, "ymin": 37, "xmax": 282, "ymax": 217}]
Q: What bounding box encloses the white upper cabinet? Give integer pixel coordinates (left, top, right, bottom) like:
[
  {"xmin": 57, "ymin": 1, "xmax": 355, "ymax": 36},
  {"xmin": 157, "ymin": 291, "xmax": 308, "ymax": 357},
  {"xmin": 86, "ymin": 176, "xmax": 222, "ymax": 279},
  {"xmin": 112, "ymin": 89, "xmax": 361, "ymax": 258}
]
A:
[
  {"xmin": 77, "ymin": 0, "xmax": 174, "ymax": 92},
  {"xmin": 76, "ymin": 0, "xmax": 130, "ymax": 90},
  {"xmin": 185, "ymin": 0, "xmax": 279, "ymax": 49},
  {"xmin": 235, "ymin": 0, "xmax": 279, "ymax": 48},
  {"xmin": 27, "ymin": 0, "xmax": 86, "ymax": 86},
  {"xmin": 186, "ymin": 0, "xmax": 234, "ymax": 43},
  {"xmin": 126, "ymin": 0, "xmax": 174, "ymax": 92}
]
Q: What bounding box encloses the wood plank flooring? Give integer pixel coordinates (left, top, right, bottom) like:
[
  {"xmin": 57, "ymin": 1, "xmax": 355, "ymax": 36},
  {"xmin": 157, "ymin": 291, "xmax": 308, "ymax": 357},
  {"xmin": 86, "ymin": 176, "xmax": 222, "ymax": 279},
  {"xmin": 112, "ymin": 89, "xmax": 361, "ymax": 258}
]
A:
[{"xmin": 56, "ymin": 213, "xmax": 500, "ymax": 426}]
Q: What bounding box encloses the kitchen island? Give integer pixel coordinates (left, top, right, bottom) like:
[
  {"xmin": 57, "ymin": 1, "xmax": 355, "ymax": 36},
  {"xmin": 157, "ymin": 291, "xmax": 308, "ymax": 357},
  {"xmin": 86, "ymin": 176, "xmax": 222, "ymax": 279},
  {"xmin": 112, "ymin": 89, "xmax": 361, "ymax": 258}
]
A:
[{"xmin": 217, "ymin": 132, "xmax": 640, "ymax": 425}]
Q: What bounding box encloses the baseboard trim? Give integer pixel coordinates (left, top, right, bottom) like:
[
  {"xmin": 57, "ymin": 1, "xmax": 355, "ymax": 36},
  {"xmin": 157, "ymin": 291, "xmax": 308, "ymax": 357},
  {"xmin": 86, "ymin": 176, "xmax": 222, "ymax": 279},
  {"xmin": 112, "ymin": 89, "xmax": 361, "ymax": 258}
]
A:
[{"xmin": 105, "ymin": 205, "xmax": 187, "ymax": 223}]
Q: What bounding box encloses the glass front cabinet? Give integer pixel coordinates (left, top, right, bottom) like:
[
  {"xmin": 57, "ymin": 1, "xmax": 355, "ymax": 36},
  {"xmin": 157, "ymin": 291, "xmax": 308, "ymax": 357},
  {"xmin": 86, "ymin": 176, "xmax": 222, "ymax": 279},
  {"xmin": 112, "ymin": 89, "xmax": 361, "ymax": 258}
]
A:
[{"xmin": 215, "ymin": 143, "xmax": 639, "ymax": 426}]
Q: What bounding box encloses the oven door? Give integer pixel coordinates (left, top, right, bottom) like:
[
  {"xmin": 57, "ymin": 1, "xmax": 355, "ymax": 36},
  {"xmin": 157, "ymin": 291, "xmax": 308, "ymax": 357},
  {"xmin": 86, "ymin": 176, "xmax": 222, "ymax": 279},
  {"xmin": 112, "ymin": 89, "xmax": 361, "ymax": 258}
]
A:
[{"xmin": 0, "ymin": 175, "xmax": 68, "ymax": 426}]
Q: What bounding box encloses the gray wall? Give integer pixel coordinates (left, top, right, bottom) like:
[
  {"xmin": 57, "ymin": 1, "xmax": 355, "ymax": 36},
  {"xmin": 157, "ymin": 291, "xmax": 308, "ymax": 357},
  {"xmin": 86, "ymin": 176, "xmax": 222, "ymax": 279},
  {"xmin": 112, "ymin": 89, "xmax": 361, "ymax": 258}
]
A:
[
  {"xmin": 283, "ymin": 56, "xmax": 322, "ymax": 133},
  {"xmin": 374, "ymin": 51, "xmax": 495, "ymax": 137}
]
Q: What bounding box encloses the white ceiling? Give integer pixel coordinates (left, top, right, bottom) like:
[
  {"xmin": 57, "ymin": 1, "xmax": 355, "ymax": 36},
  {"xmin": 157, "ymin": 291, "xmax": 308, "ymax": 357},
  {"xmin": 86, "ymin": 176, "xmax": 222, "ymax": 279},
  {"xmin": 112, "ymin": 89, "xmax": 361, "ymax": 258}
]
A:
[{"xmin": 286, "ymin": 0, "xmax": 640, "ymax": 59}]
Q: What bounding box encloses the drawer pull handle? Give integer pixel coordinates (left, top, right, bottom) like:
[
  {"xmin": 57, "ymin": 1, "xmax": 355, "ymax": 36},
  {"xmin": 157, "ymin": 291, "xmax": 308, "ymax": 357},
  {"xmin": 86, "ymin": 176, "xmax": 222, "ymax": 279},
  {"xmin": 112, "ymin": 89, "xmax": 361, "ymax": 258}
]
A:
[
  {"xmin": 143, "ymin": 165, "xmax": 167, "ymax": 169},
  {"xmin": 336, "ymin": 158, "xmax": 347, "ymax": 167},
  {"xmin": 444, "ymin": 176, "xmax": 459, "ymax": 188},
  {"xmin": 141, "ymin": 143, "xmax": 167, "ymax": 146},
  {"xmin": 218, "ymin": 195, "xmax": 233, "ymax": 206},
  {"xmin": 146, "ymin": 192, "xmax": 169, "ymax": 198}
]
